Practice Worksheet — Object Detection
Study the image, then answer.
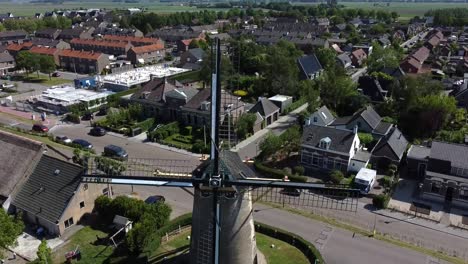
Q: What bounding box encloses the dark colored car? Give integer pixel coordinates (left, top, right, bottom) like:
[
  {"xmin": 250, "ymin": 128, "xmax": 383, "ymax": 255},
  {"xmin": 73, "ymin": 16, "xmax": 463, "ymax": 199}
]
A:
[
  {"xmin": 279, "ymin": 188, "xmax": 301, "ymax": 197},
  {"xmin": 145, "ymin": 195, "xmax": 166, "ymax": 204},
  {"xmin": 90, "ymin": 126, "xmax": 106, "ymax": 136},
  {"xmin": 82, "ymin": 112, "xmax": 94, "ymax": 121},
  {"xmin": 32, "ymin": 124, "xmax": 49, "ymax": 132},
  {"xmin": 103, "ymin": 144, "xmax": 128, "ymax": 160},
  {"xmin": 97, "ymin": 107, "xmax": 107, "ymax": 116},
  {"xmin": 72, "ymin": 139, "xmax": 93, "ymax": 149},
  {"xmin": 52, "ymin": 72, "xmax": 61, "ymax": 77}
]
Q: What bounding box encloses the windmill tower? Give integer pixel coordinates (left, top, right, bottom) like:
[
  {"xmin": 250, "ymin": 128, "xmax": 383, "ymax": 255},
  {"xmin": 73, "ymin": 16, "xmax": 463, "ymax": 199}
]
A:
[{"xmin": 83, "ymin": 37, "xmax": 359, "ymax": 264}]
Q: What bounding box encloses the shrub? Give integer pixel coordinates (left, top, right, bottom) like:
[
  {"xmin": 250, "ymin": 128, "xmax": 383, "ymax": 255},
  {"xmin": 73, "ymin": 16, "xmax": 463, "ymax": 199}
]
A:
[
  {"xmin": 373, "ymin": 194, "xmax": 390, "ymax": 209},
  {"xmin": 134, "ymin": 118, "xmax": 155, "ymax": 132},
  {"xmin": 254, "ymin": 161, "xmax": 307, "ymax": 183},
  {"xmin": 284, "ymin": 97, "xmax": 306, "ymax": 114},
  {"xmin": 293, "ymin": 165, "xmax": 305, "ymax": 175},
  {"xmin": 329, "ymin": 170, "xmax": 344, "ymax": 184},
  {"xmin": 95, "ymin": 156, "xmax": 126, "ymax": 176},
  {"xmin": 358, "ymin": 132, "xmax": 374, "ymax": 146},
  {"xmin": 381, "ymin": 176, "xmax": 393, "ymax": 188},
  {"xmin": 182, "ymin": 126, "xmax": 192, "ymax": 136},
  {"xmin": 192, "ymin": 140, "xmax": 210, "ymax": 154},
  {"xmin": 65, "ymin": 113, "xmax": 80, "ymax": 124},
  {"xmin": 94, "ymin": 195, "xmax": 113, "ymax": 223},
  {"xmin": 233, "ymin": 90, "xmax": 248, "ymax": 97}
]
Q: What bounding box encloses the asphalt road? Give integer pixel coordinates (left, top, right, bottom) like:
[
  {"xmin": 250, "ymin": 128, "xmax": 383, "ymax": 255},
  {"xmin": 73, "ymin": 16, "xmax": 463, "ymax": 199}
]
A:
[
  {"xmin": 49, "ymin": 124, "xmax": 200, "ymax": 164},
  {"xmin": 110, "ymin": 184, "xmax": 449, "ymax": 264}
]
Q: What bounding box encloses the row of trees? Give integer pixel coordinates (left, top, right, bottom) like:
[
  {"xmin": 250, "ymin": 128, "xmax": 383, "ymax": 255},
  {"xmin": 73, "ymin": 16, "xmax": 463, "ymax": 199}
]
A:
[
  {"xmin": 425, "ymin": 8, "xmax": 468, "ymax": 26},
  {"xmin": 0, "ymin": 16, "xmax": 72, "ymax": 33},
  {"xmin": 16, "ymin": 51, "xmax": 56, "ymax": 79}
]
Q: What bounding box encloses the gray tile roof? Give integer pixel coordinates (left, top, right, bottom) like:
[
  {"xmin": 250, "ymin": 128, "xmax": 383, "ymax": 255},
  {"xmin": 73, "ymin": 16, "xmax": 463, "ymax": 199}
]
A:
[
  {"xmin": 165, "ymin": 87, "xmax": 199, "ymax": 101},
  {"xmin": 0, "ymin": 52, "xmax": 14, "ymax": 63},
  {"xmin": 13, "ymin": 155, "xmax": 82, "ymax": 224},
  {"xmin": 302, "ymin": 125, "xmax": 356, "ymax": 154},
  {"xmin": 297, "ymin": 54, "xmax": 323, "ymax": 78},
  {"xmin": 188, "ymin": 48, "xmax": 205, "ymax": 61},
  {"xmin": 249, "ymin": 98, "xmax": 279, "ymax": 118},
  {"xmin": 0, "ymin": 131, "xmax": 44, "ymax": 198},
  {"xmin": 330, "ymin": 116, "xmax": 352, "ymax": 126},
  {"xmin": 373, "ymin": 122, "xmax": 393, "ymax": 135},
  {"xmin": 315, "ymin": 105, "xmax": 335, "ymax": 125},
  {"xmin": 352, "ymin": 105, "xmax": 382, "ymax": 130},
  {"xmin": 372, "ymin": 127, "xmax": 408, "ymax": 161},
  {"xmin": 352, "ymin": 150, "xmax": 371, "ymax": 162},
  {"xmin": 407, "ymin": 145, "xmax": 431, "ymax": 160},
  {"xmin": 430, "ymin": 141, "xmax": 468, "ymax": 168},
  {"xmin": 131, "ymin": 78, "xmax": 180, "ymax": 102}
]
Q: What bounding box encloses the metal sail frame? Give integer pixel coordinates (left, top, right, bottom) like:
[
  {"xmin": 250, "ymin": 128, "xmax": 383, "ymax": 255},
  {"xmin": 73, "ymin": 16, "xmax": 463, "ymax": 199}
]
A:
[{"xmin": 81, "ymin": 37, "xmax": 360, "ymax": 264}]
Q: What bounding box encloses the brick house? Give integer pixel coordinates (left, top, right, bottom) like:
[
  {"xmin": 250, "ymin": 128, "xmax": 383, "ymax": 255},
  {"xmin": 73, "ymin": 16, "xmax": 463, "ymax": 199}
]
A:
[
  {"xmin": 248, "ymin": 98, "xmax": 280, "ymax": 129},
  {"xmin": 400, "ymin": 46, "xmax": 430, "ymax": 73},
  {"xmin": 6, "ymin": 42, "xmax": 33, "ymax": 57},
  {"xmin": 408, "ymin": 141, "xmax": 468, "ymax": 209},
  {"xmin": 179, "ymin": 48, "xmax": 205, "ymax": 70},
  {"xmin": 58, "ymin": 49, "xmax": 109, "ymax": 74},
  {"xmin": 12, "ymin": 155, "xmax": 108, "ymax": 236},
  {"xmin": 301, "ymin": 125, "xmax": 370, "ymax": 173},
  {"xmin": 297, "ymin": 54, "xmax": 323, "ymax": 80},
  {"xmin": 58, "ymin": 27, "xmax": 94, "ymax": 42},
  {"xmin": 31, "ymin": 38, "xmax": 71, "ymax": 49},
  {"xmin": 0, "ymin": 30, "xmax": 27, "ymax": 44},
  {"xmin": 351, "ymin": 48, "xmax": 367, "ymax": 67},
  {"xmin": 70, "ymin": 38, "xmax": 133, "ymax": 56},
  {"xmin": 127, "ymin": 43, "xmax": 165, "ymax": 65},
  {"xmin": 29, "ymin": 46, "xmax": 60, "ymax": 65}
]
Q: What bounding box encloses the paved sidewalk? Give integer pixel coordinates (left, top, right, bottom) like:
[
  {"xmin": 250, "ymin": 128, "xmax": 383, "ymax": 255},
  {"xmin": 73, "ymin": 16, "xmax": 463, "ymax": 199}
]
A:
[{"xmin": 232, "ymin": 103, "xmax": 308, "ymax": 159}]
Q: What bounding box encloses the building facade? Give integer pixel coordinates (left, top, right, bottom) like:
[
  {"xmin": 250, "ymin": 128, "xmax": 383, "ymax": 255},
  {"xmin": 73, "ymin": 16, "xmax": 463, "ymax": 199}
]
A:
[{"xmin": 58, "ymin": 49, "xmax": 109, "ymax": 74}]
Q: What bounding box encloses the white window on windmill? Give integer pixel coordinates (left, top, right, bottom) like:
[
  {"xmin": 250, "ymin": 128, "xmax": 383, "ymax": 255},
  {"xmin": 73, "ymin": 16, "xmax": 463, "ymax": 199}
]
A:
[{"xmin": 320, "ymin": 137, "xmax": 331, "ymax": 150}]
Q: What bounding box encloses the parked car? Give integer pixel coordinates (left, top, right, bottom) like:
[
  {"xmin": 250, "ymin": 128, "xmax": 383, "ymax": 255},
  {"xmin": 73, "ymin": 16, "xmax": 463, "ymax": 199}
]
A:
[
  {"xmin": 97, "ymin": 107, "xmax": 107, "ymax": 116},
  {"xmin": 279, "ymin": 188, "xmax": 301, "ymax": 197},
  {"xmin": 72, "ymin": 139, "xmax": 93, "ymax": 149},
  {"xmin": 103, "ymin": 144, "xmax": 128, "ymax": 160},
  {"xmin": 52, "ymin": 72, "xmax": 61, "ymax": 77},
  {"xmin": 1, "ymin": 83, "xmax": 15, "ymax": 89},
  {"xmin": 32, "ymin": 124, "xmax": 48, "ymax": 132},
  {"xmin": 90, "ymin": 126, "xmax": 106, "ymax": 136},
  {"xmin": 55, "ymin": 135, "xmax": 72, "ymax": 144},
  {"xmin": 144, "ymin": 195, "xmax": 166, "ymax": 204}
]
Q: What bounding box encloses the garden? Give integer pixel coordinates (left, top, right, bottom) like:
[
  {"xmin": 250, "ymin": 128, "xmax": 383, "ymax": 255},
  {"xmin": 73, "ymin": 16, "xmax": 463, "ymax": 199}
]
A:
[
  {"xmin": 147, "ymin": 121, "xmax": 210, "ymax": 154},
  {"xmin": 95, "ymin": 104, "xmax": 157, "ymax": 137}
]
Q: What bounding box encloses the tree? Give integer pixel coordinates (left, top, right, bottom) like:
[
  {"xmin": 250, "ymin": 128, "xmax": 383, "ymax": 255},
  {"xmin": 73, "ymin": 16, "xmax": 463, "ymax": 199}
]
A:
[
  {"xmin": 236, "ymin": 113, "xmax": 256, "ymax": 139},
  {"xmin": 299, "ymin": 80, "xmax": 320, "ymax": 112},
  {"xmin": 315, "ymin": 48, "xmax": 336, "ymax": 70},
  {"xmin": 15, "ymin": 51, "xmax": 34, "ymax": 75},
  {"xmin": 279, "ymin": 125, "xmax": 301, "ymax": 157},
  {"xmin": 0, "ymin": 210, "xmax": 24, "ymax": 258},
  {"xmin": 39, "ymin": 55, "xmax": 56, "ymax": 80},
  {"xmin": 36, "ymin": 240, "xmax": 52, "ymax": 264},
  {"xmin": 259, "ymin": 132, "xmax": 282, "ymax": 160},
  {"xmin": 367, "ymin": 42, "xmax": 403, "ymax": 73},
  {"xmin": 318, "ymin": 69, "xmax": 358, "ymax": 115}
]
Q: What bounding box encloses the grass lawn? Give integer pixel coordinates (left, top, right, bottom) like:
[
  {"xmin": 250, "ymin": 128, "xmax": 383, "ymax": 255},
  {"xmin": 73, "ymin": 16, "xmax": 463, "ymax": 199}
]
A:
[
  {"xmin": 162, "ymin": 134, "xmax": 193, "ymax": 150},
  {"xmin": 52, "ymin": 226, "xmax": 114, "ymax": 264},
  {"xmin": 0, "ymin": 2, "xmax": 229, "ymax": 16},
  {"xmin": 17, "ymin": 75, "xmax": 71, "ymax": 86},
  {"xmin": 151, "ymin": 231, "xmax": 309, "ymax": 264},
  {"xmin": 0, "ymin": 125, "xmax": 75, "ymax": 151}
]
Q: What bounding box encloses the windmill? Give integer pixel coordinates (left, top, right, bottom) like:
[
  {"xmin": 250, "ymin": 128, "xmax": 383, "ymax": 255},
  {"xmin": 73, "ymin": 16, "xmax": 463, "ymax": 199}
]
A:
[{"xmin": 82, "ymin": 38, "xmax": 360, "ymax": 264}]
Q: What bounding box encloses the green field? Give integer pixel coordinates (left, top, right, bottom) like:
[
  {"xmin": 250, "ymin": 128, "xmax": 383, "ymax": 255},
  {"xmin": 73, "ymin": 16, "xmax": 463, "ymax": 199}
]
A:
[{"xmin": 0, "ymin": 2, "xmax": 228, "ymax": 17}]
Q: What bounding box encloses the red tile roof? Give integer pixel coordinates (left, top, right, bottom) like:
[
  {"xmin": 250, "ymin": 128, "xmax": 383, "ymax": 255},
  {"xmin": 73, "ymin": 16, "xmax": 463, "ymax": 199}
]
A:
[
  {"xmin": 70, "ymin": 38, "xmax": 131, "ymax": 48},
  {"xmin": 411, "ymin": 46, "xmax": 430, "ymax": 63},
  {"xmin": 29, "ymin": 46, "xmax": 58, "ymax": 56},
  {"xmin": 130, "ymin": 43, "xmax": 164, "ymax": 54},
  {"xmin": 352, "ymin": 48, "xmax": 366, "ymax": 59},
  {"xmin": 180, "ymin": 37, "xmax": 204, "ymax": 47},
  {"xmin": 402, "ymin": 57, "xmax": 421, "ymax": 72},
  {"xmin": 102, "ymin": 35, "xmax": 162, "ymax": 45},
  {"xmin": 58, "ymin": 49, "xmax": 103, "ymax": 60},
  {"xmin": 6, "ymin": 42, "xmax": 32, "ymax": 51}
]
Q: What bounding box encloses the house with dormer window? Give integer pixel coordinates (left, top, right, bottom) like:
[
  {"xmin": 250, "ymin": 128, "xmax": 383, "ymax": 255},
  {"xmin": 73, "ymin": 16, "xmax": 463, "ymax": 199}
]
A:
[{"xmin": 300, "ymin": 124, "xmax": 370, "ymax": 174}]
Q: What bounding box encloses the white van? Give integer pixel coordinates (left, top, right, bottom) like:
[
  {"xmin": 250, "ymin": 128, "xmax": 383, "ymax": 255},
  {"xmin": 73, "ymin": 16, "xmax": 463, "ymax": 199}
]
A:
[{"xmin": 354, "ymin": 168, "xmax": 377, "ymax": 195}]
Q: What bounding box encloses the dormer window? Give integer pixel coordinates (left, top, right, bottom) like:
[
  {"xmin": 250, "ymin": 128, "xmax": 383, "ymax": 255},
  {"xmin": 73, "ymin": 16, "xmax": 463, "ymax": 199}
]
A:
[
  {"xmin": 319, "ymin": 137, "xmax": 331, "ymax": 150},
  {"xmin": 313, "ymin": 116, "xmax": 318, "ymax": 123}
]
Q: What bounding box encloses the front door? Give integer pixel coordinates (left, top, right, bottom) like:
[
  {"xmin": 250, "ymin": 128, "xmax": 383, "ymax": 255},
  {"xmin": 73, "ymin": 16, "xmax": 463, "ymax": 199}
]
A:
[{"xmin": 446, "ymin": 187, "xmax": 454, "ymax": 202}]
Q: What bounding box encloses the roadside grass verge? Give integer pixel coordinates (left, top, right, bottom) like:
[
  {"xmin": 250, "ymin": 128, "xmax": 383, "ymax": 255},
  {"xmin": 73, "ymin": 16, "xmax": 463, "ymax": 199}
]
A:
[{"xmin": 262, "ymin": 202, "xmax": 466, "ymax": 264}]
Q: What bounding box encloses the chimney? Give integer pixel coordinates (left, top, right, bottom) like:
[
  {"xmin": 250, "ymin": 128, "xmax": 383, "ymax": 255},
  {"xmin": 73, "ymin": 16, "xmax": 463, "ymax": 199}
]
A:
[{"xmin": 353, "ymin": 125, "xmax": 358, "ymax": 135}]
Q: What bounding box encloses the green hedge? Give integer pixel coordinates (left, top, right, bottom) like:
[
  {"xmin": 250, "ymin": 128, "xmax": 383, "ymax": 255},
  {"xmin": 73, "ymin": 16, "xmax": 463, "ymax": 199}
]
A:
[
  {"xmin": 254, "ymin": 221, "xmax": 325, "ymax": 264},
  {"xmin": 133, "ymin": 118, "xmax": 155, "ymax": 132},
  {"xmin": 170, "ymin": 70, "xmax": 201, "ymax": 81},
  {"xmin": 157, "ymin": 213, "xmax": 192, "ymax": 236},
  {"xmin": 372, "ymin": 194, "xmax": 390, "ymax": 209},
  {"xmin": 284, "ymin": 97, "xmax": 306, "ymax": 114},
  {"xmin": 254, "ymin": 161, "xmax": 308, "ymax": 183}
]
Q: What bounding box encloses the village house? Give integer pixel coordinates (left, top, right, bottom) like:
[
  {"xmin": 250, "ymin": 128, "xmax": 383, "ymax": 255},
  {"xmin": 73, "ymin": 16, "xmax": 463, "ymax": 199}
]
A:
[
  {"xmin": 300, "ymin": 124, "xmax": 370, "ymax": 174},
  {"xmin": 305, "ymin": 105, "xmax": 335, "ymax": 127},
  {"xmin": 12, "ymin": 155, "xmax": 108, "ymax": 236},
  {"xmin": 102, "ymin": 35, "xmax": 163, "ymax": 47},
  {"xmin": 70, "ymin": 38, "xmax": 133, "ymax": 56},
  {"xmin": 400, "ymin": 46, "xmax": 430, "ymax": 73},
  {"xmin": 351, "ymin": 48, "xmax": 367, "ymax": 67},
  {"xmin": 407, "ymin": 141, "xmax": 468, "ymax": 209},
  {"xmin": 180, "ymin": 48, "xmax": 206, "ymax": 70},
  {"xmin": 0, "ymin": 52, "xmax": 15, "ymax": 77},
  {"xmin": 58, "ymin": 27, "xmax": 94, "ymax": 41},
  {"xmin": 0, "ymin": 30, "xmax": 27, "ymax": 44},
  {"xmin": 58, "ymin": 49, "xmax": 109, "ymax": 74},
  {"xmin": 248, "ymin": 98, "xmax": 280, "ymax": 131},
  {"xmin": 297, "ymin": 54, "xmax": 323, "ymax": 80},
  {"xmin": 127, "ymin": 43, "xmax": 165, "ymax": 65},
  {"xmin": 31, "ymin": 38, "xmax": 71, "ymax": 49},
  {"xmin": 29, "ymin": 46, "xmax": 60, "ymax": 65},
  {"xmin": 35, "ymin": 28, "xmax": 62, "ymax": 40}
]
